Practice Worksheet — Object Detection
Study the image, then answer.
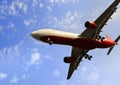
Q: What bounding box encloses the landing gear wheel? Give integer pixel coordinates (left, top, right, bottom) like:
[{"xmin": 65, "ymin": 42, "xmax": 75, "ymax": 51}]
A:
[
  {"xmin": 84, "ymin": 54, "xmax": 89, "ymax": 59},
  {"xmin": 49, "ymin": 41, "xmax": 53, "ymax": 45},
  {"xmin": 84, "ymin": 54, "xmax": 92, "ymax": 60},
  {"xmin": 88, "ymin": 57, "xmax": 91, "ymax": 60},
  {"xmin": 101, "ymin": 37, "xmax": 105, "ymax": 42},
  {"xmin": 88, "ymin": 56, "xmax": 92, "ymax": 60},
  {"xmin": 85, "ymin": 56, "xmax": 87, "ymax": 59},
  {"xmin": 96, "ymin": 36, "xmax": 105, "ymax": 42},
  {"xmin": 96, "ymin": 36, "xmax": 101, "ymax": 40},
  {"xmin": 89, "ymin": 55, "xmax": 92, "ymax": 59}
]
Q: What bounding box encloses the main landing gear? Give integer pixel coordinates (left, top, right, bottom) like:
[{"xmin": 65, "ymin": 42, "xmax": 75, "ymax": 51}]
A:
[
  {"xmin": 96, "ymin": 36, "xmax": 105, "ymax": 42},
  {"xmin": 84, "ymin": 54, "xmax": 92, "ymax": 60}
]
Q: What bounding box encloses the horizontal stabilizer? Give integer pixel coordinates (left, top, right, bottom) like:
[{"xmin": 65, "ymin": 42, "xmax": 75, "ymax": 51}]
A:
[
  {"xmin": 107, "ymin": 47, "xmax": 114, "ymax": 55},
  {"xmin": 107, "ymin": 35, "xmax": 120, "ymax": 55},
  {"xmin": 115, "ymin": 35, "xmax": 120, "ymax": 42}
]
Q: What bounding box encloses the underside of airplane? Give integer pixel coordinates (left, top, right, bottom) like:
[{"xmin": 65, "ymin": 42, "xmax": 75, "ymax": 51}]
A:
[{"xmin": 31, "ymin": 0, "xmax": 120, "ymax": 79}]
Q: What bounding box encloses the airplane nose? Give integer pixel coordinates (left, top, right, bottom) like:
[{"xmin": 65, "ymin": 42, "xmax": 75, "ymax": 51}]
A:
[
  {"xmin": 31, "ymin": 31, "xmax": 39, "ymax": 39},
  {"xmin": 31, "ymin": 30, "xmax": 45, "ymax": 40},
  {"xmin": 31, "ymin": 31, "xmax": 36, "ymax": 37}
]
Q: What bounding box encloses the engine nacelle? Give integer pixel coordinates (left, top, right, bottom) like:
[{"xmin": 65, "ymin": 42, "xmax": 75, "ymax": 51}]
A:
[
  {"xmin": 85, "ymin": 21, "xmax": 97, "ymax": 29},
  {"xmin": 64, "ymin": 56, "xmax": 74, "ymax": 63}
]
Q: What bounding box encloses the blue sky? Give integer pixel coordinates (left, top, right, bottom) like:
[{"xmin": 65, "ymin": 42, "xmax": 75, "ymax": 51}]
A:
[{"xmin": 0, "ymin": 0, "xmax": 120, "ymax": 85}]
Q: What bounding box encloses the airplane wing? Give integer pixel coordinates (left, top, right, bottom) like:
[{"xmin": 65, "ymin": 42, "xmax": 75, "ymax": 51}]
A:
[
  {"xmin": 67, "ymin": 48, "xmax": 89, "ymax": 79},
  {"xmin": 67, "ymin": 0, "xmax": 120, "ymax": 79},
  {"xmin": 80, "ymin": 0, "xmax": 120, "ymax": 39},
  {"xmin": 94, "ymin": 0, "xmax": 120, "ymax": 37}
]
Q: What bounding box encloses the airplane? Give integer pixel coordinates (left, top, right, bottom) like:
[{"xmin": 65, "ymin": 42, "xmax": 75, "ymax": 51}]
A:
[{"xmin": 31, "ymin": 0, "xmax": 120, "ymax": 79}]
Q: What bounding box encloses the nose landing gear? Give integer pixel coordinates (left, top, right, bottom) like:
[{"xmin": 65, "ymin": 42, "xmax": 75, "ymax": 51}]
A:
[{"xmin": 47, "ymin": 38, "xmax": 53, "ymax": 45}]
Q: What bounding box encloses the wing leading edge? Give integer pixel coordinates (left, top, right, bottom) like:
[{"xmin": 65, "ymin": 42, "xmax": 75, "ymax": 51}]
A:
[
  {"xmin": 94, "ymin": 0, "xmax": 120, "ymax": 37},
  {"xmin": 67, "ymin": 0, "xmax": 120, "ymax": 80},
  {"xmin": 67, "ymin": 48, "xmax": 88, "ymax": 79},
  {"xmin": 80, "ymin": 0, "xmax": 120, "ymax": 39}
]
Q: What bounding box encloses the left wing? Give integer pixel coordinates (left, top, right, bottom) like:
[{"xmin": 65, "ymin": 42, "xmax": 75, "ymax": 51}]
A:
[{"xmin": 67, "ymin": 47, "xmax": 88, "ymax": 79}]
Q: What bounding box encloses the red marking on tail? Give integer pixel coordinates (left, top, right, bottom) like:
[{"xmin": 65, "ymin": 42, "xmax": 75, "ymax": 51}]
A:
[{"xmin": 106, "ymin": 35, "xmax": 113, "ymax": 41}]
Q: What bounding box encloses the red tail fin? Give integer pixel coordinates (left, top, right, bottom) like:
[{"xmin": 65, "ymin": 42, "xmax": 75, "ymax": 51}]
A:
[{"xmin": 106, "ymin": 35, "xmax": 113, "ymax": 41}]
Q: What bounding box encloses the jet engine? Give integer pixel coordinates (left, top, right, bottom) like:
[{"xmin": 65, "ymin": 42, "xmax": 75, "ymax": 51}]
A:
[
  {"xmin": 85, "ymin": 21, "xmax": 97, "ymax": 29},
  {"xmin": 63, "ymin": 56, "xmax": 74, "ymax": 63}
]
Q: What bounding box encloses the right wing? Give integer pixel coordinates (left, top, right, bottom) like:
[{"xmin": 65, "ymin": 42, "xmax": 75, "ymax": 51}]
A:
[
  {"xmin": 67, "ymin": 48, "xmax": 89, "ymax": 79},
  {"xmin": 94, "ymin": 0, "xmax": 120, "ymax": 37},
  {"xmin": 80, "ymin": 0, "xmax": 120, "ymax": 39},
  {"xmin": 67, "ymin": 0, "xmax": 120, "ymax": 80}
]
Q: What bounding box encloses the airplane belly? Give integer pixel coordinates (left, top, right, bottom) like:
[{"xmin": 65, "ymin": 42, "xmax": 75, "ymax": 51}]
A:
[
  {"xmin": 40, "ymin": 35, "xmax": 74, "ymax": 45},
  {"xmin": 72, "ymin": 39, "xmax": 115, "ymax": 49},
  {"xmin": 72, "ymin": 38, "xmax": 99, "ymax": 49},
  {"xmin": 40, "ymin": 35, "xmax": 115, "ymax": 49},
  {"xmin": 40, "ymin": 35, "xmax": 98, "ymax": 49}
]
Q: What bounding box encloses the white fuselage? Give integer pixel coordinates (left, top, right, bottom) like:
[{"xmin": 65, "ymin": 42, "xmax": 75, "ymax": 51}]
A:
[
  {"xmin": 31, "ymin": 29, "xmax": 115, "ymax": 49},
  {"xmin": 31, "ymin": 29, "xmax": 79, "ymax": 40}
]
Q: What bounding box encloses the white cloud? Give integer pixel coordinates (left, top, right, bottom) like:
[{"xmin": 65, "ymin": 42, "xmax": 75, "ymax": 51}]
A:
[
  {"xmin": 80, "ymin": 65, "xmax": 100, "ymax": 82},
  {"xmin": 8, "ymin": 2, "xmax": 18, "ymax": 16},
  {"xmin": 25, "ymin": 50, "xmax": 41, "ymax": 71},
  {"xmin": 9, "ymin": 75, "xmax": 19, "ymax": 84},
  {"xmin": 17, "ymin": 2, "xmax": 23, "ymax": 9},
  {"xmin": 21, "ymin": 4, "xmax": 27, "ymax": 14},
  {"xmin": 23, "ymin": 19, "xmax": 37, "ymax": 27},
  {"xmin": 0, "ymin": 72, "xmax": 7, "ymax": 80},
  {"xmin": 61, "ymin": 0, "xmax": 66, "ymax": 4},
  {"xmin": 72, "ymin": 0, "xmax": 78, "ymax": 3},
  {"xmin": 21, "ymin": 74, "xmax": 30, "ymax": 80},
  {"xmin": 39, "ymin": 3, "xmax": 44, "ymax": 8},
  {"xmin": 53, "ymin": 69, "xmax": 61, "ymax": 76},
  {"xmin": 17, "ymin": 2, "xmax": 27, "ymax": 14},
  {"xmin": 48, "ymin": 11, "xmax": 82, "ymax": 33},
  {"xmin": 24, "ymin": 48, "xmax": 54, "ymax": 71},
  {"xmin": 87, "ymin": 71, "xmax": 99, "ymax": 81},
  {"xmin": 32, "ymin": 0, "xmax": 38, "ymax": 7},
  {"xmin": 50, "ymin": 0, "xmax": 59, "ymax": 4},
  {"xmin": 7, "ymin": 22, "xmax": 15, "ymax": 29},
  {"xmin": 49, "ymin": 0, "xmax": 78, "ymax": 4},
  {"xmin": 23, "ymin": 20, "xmax": 31, "ymax": 26},
  {"xmin": 0, "ymin": 1, "xmax": 28, "ymax": 17},
  {"xmin": 44, "ymin": 55, "xmax": 54, "ymax": 61},
  {"xmin": 47, "ymin": 6, "xmax": 52, "ymax": 11},
  {"xmin": 0, "ymin": 45, "xmax": 20, "ymax": 61},
  {"xmin": 30, "ymin": 52, "xmax": 40, "ymax": 65},
  {"xmin": 9, "ymin": 73, "xmax": 30, "ymax": 84},
  {"xmin": 14, "ymin": 1, "xmax": 27, "ymax": 14}
]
